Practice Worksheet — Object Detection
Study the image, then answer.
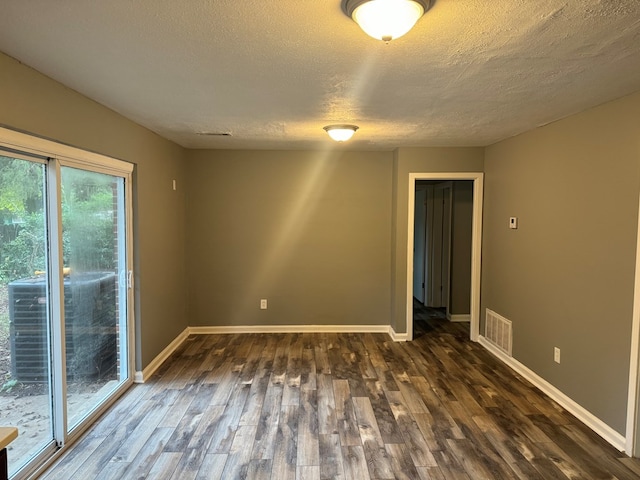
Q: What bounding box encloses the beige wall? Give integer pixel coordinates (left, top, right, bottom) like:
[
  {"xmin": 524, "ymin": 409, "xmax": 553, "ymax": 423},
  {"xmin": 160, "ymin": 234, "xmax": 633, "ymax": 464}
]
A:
[
  {"xmin": 483, "ymin": 91, "xmax": 640, "ymax": 435},
  {"xmin": 450, "ymin": 181, "xmax": 473, "ymax": 316},
  {"xmin": 0, "ymin": 52, "xmax": 189, "ymax": 370},
  {"xmin": 186, "ymin": 149, "xmax": 393, "ymax": 327},
  {"xmin": 391, "ymin": 148, "xmax": 484, "ymax": 333},
  {"xmin": 5, "ymin": 45, "xmax": 640, "ymax": 442}
]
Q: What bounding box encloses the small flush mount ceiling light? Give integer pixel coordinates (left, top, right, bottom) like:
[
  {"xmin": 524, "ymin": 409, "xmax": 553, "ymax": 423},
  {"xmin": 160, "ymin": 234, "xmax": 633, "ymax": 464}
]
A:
[
  {"xmin": 342, "ymin": 0, "xmax": 432, "ymax": 42},
  {"xmin": 323, "ymin": 124, "xmax": 359, "ymax": 142}
]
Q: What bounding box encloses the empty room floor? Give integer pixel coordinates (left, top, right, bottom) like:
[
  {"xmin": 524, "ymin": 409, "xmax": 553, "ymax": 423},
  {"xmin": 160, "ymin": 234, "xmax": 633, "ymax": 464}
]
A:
[{"xmin": 40, "ymin": 320, "xmax": 640, "ymax": 479}]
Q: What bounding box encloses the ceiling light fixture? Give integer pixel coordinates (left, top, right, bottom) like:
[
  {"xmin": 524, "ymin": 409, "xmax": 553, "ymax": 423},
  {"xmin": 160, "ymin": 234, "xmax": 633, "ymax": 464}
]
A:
[
  {"xmin": 342, "ymin": 0, "xmax": 432, "ymax": 42},
  {"xmin": 323, "ymin": 124, "xmax": 359, "ymax": 142}
]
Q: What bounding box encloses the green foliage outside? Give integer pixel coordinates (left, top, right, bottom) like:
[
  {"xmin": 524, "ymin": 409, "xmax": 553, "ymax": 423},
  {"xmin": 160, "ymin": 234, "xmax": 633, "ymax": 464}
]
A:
[
  {"xmin": 0, "ymin": 156, "xmax": 117, "ymax": 283},
  {"xmin": 61, "ymin": 168, "xmax": 118, "ymax": 273},
  {"xmin": 0, "ymin": 157, "xmax": 46, "ymax": 281}
]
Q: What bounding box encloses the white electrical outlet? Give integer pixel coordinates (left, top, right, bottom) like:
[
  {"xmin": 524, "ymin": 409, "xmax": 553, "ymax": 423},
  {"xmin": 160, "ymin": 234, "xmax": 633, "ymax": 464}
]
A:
[
  {"xmin": 554, "ymin": 347, "xmax": 561, "ymax": 364},
  {"xmin": 260, "ymin": 299, "xmax": 267, "ymax": 310}
]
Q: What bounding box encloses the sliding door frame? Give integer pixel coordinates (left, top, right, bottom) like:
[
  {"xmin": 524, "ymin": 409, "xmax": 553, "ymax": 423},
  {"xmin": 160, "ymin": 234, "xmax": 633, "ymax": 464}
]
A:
[
  {"xmin": 0, "ymin": 126, "xmax": 135, "ymax": 478},
  {"xmin": 47, "ymin": 158, "xmax": 67, "ymax": 448}
]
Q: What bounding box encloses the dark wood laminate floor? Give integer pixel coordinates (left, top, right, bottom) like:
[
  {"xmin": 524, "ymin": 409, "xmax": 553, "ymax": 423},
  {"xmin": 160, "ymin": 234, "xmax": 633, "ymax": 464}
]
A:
[{"xmin": 41, "ymin": 311, "xmax": 640, "ymax": 479}]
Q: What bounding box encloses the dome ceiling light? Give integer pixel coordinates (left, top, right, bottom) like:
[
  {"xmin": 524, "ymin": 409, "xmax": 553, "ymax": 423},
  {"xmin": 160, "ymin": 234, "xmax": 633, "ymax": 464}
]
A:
[
  {"xmin": 323, "ymin": 124, "xmax": 359, "ymax": 142},
  {"xmin": 342, "ymin": 0, "xmax": 432, "ymax": 42}
]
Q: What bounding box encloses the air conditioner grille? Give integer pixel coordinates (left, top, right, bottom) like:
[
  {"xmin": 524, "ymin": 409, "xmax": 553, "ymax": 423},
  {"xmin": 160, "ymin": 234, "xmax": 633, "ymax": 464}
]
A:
[{"xmin": 8, "ymin": 272, "xmax": 118, "ymax": 383}]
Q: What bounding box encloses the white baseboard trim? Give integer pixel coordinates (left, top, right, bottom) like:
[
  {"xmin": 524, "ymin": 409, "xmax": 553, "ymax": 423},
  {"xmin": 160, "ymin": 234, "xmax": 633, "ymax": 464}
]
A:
[
  {"xmin": 188, "ymin": 324, "xmax": 391, "ymax": 335},
  {"xmin": 134, "ymin": 327, "xmax": 190, "ymax": 383},
  {"xmin": 478, "ymin": 335, "xmax": 626, "ymax": 452},
  {"xmin": 389, "ymin": 327, "xmax": 409, "ymax": 342},
  {"xmin": 447, "ymin": 313, "xmax": 471, "ymax": 323}
]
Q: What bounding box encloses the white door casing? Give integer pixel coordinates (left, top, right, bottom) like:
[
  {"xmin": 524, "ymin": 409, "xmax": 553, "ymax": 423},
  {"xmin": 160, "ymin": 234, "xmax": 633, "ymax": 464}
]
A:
[{"xmin": 406, "ymin": 172, "xmax": 483, "ymax": 342}]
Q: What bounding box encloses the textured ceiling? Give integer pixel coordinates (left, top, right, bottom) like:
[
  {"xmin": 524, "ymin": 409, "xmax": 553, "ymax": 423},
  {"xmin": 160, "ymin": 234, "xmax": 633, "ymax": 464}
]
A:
[{"xmin": 0, "ymin": 0, "xmax": 639, "ymax": 150}]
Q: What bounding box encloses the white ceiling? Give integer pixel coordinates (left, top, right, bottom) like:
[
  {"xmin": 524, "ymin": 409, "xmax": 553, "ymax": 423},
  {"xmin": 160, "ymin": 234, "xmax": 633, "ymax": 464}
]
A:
[{"xmin": 1, "ymin": 0, "xmax": 639, "ymax": 150}]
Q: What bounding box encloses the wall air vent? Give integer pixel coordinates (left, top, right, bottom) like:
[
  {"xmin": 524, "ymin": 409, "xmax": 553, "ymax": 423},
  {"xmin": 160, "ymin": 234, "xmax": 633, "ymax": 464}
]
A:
[
  {"xmin": 485, "ymin": 309, "xmax": 513, "ymax": 356},
  {"xmin": 196, "ymin": 132, "xmax": 232, "ymax": 136}
]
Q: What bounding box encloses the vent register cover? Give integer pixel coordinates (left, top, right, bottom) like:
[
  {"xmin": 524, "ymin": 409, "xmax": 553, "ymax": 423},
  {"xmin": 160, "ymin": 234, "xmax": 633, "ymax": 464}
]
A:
[{"xmin": 485, "ymin": 309, "xmax": 513, "ymax": 356}]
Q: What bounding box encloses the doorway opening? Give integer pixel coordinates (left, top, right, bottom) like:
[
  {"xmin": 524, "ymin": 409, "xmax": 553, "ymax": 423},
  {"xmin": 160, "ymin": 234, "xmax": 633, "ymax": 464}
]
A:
[
  {"xmin": 405, "ymin": 173, "xmax": 483, "ymax": 342},
  {"xmin": 414, "ymin": 181, "xmax": 457, "ymax": 313}
]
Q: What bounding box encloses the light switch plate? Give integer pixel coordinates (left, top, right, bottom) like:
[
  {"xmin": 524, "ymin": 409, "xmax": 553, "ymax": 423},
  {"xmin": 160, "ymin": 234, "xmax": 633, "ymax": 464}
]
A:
[{"xmin": 509, "ymin": 217, "xmax": 518, "ymax": 229}]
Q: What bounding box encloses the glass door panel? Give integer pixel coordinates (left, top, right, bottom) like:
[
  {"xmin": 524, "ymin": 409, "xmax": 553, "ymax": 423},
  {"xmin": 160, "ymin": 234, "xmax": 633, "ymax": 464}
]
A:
[
  {"xmin": 0, "ymin": 154, "xmax": 54, "ymax": 477},
  {"xmin": 0, "ymin": 128, "xmax": 134, "ymax": 478},
  {"xmin": 60, "ymin": 166, "xmax": 128, "ymax": 430}
]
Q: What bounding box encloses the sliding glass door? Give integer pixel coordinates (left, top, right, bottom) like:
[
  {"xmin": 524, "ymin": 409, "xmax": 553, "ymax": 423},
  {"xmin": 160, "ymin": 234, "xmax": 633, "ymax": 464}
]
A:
[
  {"xmin": 61, "ymin": 166, "xmax": 129, "ymax": 431},
  {"xmin": 0, "ymin": 128, "xmax": 134, "ymax": 479},
  {"xmin": 0, "ymin": 153, "xmax": 54, "ymax": 476}
]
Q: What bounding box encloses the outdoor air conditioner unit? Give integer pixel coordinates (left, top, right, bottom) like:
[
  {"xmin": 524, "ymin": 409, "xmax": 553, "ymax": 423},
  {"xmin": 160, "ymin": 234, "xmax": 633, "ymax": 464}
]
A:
[{"xmin": 8, "ymin": 272, "xmax": 118, "ymax": 383}]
